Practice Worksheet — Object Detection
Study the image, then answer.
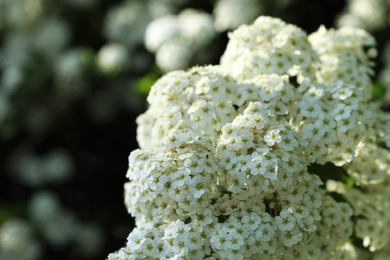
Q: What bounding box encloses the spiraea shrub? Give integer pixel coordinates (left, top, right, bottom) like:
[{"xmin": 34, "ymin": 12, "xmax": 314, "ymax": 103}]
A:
[{"xmin": 108, "ymin": 16, "xmax": 390, "ymax": 260}]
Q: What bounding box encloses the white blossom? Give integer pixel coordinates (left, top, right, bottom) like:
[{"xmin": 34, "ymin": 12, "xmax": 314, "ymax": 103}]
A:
[{"xmin": 110, "ymin": 16, "xmax": 390, "ymax": 259}]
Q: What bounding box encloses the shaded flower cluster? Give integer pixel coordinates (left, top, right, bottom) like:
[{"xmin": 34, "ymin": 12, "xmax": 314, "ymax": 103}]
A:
[{"xmin": 109, "ymin": 16, "xmax": 390, "ymax": 259}]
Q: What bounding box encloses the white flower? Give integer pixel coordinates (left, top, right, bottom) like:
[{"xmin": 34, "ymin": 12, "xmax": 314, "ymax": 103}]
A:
[
  {"xmin": 213, "ymin": 0, "xmax": 263, "ymax": 32},
  {"xmin": 144, "ymin": 15, "xmax": 181, "ymax": 52},
  {"xmin": 110, "ymin": 15, "xmax": 388, "ymax": 260},
  {"xmin": 275, "ymin": 209, "xmax": 296, "ymax": 231},
  {"xmin": 178, "ymin": 9, "xmax": 215, "ymax": 46},
  {"xmin": 156, "ymin": 39, "xmax": 193, "ymax": 71},
  {"xmin": 97, "ymin": 43, "xmax": 128, "ymax": 74},
  {"xmin": 0, "ymin": 219, "xmax": 42, "ymax": 260},
  {"xmin": 264, "ymin": 129, "xmax": 282, "ymax": 146}
]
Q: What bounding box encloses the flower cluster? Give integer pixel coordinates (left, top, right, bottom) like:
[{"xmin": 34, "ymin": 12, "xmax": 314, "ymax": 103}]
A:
[
  {"xmin": 336, "ymin": 0, "xmax": 390, "ymax": 110},
  {"xmin": 221, "ymin": 17, "xmax": 376, "ymax": 165},
  {"xmin": 109, "ymin": 16, "xmax": 390, "ymax": 259}
]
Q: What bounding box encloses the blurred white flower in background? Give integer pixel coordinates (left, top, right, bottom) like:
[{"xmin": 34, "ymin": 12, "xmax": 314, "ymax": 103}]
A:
[
  {"xmin": 32, "ymin": 18, "xmax": 70, "ymax": 58},
  {"xmin": 0, "ymin": 219, "xmax": 42, "ymax": 260},
  {"xmin": 0, "ymin": 0, "xmax": 44, "ymax": 29},
  {"xmin": 155, "ymin": 39, "xmax": 193, "ymax": 72},
  {"xmin": 145, "ymin": 15, "xmax": 181, "ymax": 53},
  {"xmin": 9, "ymin": 149, "xmax": 74, "ymax": 187},
  {"xmin": 178, "ymin": 8, "xmax": 215, "ymax": 46},
  {"xmin": 97, "ymin": 43, "xmax": 129, "ymax": 74},
  {"xmin": 104, "ymin": 1, "xmax": 149, "ymax": 49},
  {"xmin": 29, "ymin": 191, "xmax": 103, "ymax": 254},
  {"xmin": 337, "ymin": 0, "xmax": 388, "ymax": 31},
  {"xmin": 213, "ymin": 0, "xmax": 263, "ymax": 31},
  {"xmin": 55, "ymin": 48, "xmax": 95, "ymax": 97},
  {"xmin": 29, "ymin": 192, "xmax": 77, "ymax": 247},
  {"xmin": 145, "ymin": 8, "xmax": 216, "ymax": 71}
]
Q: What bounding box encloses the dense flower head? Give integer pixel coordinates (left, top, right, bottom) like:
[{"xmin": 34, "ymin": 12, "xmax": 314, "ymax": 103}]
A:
[
  {"xmin": 137, "ymin": 66, "xmax": 297, "ymax": 149},
  {"xmin": 221, "ymin": 16, "xmax": 377, "ymax": 166},
  {"xmin": 109, "ymin": 16, "xmax": 390, "ymax": 259},
  {"xmin": 309, "ymin": 26, "xmax": 376, "ymax": 98},
  {"xmin": 221, "ymin": 16, "xmax": 319, "ymax": 81}
]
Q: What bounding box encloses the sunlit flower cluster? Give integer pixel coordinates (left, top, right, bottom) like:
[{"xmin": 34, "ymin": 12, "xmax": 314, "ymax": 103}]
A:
[
  {"xmin": 109, "ymin": 16, "xmax": 390, "ymax": 259},
  {"xmin": 336, "ymin": 0, "xmax": 390, "ymax": 109},
  {"xmin": 221, "ymin": 17, "xmax": 376, "ymax": 166}
]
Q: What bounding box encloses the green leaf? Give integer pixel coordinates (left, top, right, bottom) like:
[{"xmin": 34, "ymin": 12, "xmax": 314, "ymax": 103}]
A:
[
  {"xmin": 135, "ymin": 71, "xmax": 161, "ymax": 95},
  {"xmin": 344, "ymin": 177, "xmax": 355, "ymax": 188},
  {"xmin": 0, "ymin": 209, "xmax": 9, "ymax": 225},
  {"xmin": 372, "ymin": 82, "xmax": 385, "ymax": 100}
]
